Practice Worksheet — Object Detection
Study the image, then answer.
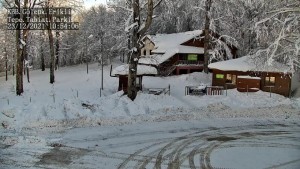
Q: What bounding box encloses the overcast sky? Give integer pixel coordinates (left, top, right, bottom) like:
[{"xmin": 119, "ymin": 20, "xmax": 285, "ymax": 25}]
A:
[{"xmin": 84, "ymin": 0, "xmax": 107, "ymax": 9}]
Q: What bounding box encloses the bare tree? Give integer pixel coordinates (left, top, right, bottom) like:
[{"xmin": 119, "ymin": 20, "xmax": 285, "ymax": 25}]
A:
[
  {"xmin": 126, "ymin": 0, "xmax": 162, "ymax": 100},
  {"xmin": 203, "ymin": 0, "xmax": 212, "ymax": 73}
]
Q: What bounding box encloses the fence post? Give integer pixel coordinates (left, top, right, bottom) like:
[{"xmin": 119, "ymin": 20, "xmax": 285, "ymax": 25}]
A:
[
  {"xmin": 225, "ymin": 85, "xmax": 228, "ymax": 96},
  {"xmin": 169, "ymin": 84, "xmax": 170, "ymax": 96},
  {"xmin": 53, "ymin": 94, "xmax": 55, "ymax": 103},
  {"xmin": 269, "ymin": 87, "xmax": 272, "ymax": 98}
]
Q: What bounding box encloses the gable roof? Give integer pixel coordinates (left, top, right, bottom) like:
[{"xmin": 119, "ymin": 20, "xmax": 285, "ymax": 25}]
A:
[
  {"xmin": 148, "ymin": 30, "xmax": 203, "ymax": 53},
  {"xmin": 141, "ymin": 30, "xmax": 204, "ymax": 65},
  {"xmin": 208, "ymin": 56, "xmax": 292, "ymax": 73}
]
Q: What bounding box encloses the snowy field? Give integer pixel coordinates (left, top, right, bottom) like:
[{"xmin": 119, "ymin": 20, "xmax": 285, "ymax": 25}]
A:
[{"xmin": 1, "ymin": 63, "xmax": 300, "ymax": 169}]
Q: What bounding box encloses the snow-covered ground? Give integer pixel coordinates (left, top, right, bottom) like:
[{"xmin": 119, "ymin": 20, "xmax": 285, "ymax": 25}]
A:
[
  {"xmin": 1, "ymin": 63, "xmax": 299, "ymax": 131},
  {"xmin": 1, "ymin": 119, "xmax": 300, "ymax": 169},
  {"xmin": 0, "ymin": 62, "xmax": 300, "ymax": 169}
]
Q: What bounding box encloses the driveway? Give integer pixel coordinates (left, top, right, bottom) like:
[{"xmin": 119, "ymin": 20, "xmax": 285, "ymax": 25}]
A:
[{"xmin": 1, "ymin": 119, "xmax": 300, "ymax": 169}]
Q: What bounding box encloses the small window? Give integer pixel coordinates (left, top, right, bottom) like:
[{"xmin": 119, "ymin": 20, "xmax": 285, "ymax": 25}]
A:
[
  {"xmin": 226, "ymin": 74, "xmax": 236, "ymax": 84},
  {"xmin": 265, "ymin": 76, "xmax": 275, "ymax": 86},
  {"xmin": 188, "ymin": 54, "xmax": 198, "ymax": 61},
  {"xmin": 216, "ymin": 74, "xmax": 224, "ymax": 79},
  {"xmin": 143, "ymin": 50, "xmax": 146, "ymax": 56}
]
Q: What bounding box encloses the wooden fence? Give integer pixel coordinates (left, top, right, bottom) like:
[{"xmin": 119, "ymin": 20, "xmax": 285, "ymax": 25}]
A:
[{"xmin": 206, "ymin": 86, "xmax": 224, "ymax": 95}]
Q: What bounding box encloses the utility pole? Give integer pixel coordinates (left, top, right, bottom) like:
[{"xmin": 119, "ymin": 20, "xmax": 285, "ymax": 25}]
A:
[{"xmin": 86, "ymin": 34, "xmax": 93, "ymax": 74}]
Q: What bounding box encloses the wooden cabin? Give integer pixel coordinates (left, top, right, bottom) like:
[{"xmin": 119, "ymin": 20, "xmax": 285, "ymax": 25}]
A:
[
  {"xmin": 111, "ymin": 64, "xmax": 157, "ymax": 93},
  {"xmin": 208, "ymin": 56, "xmax": 298, "ymax": 97},
  {"xmin": 139, "ymin": 30, "xmax": 238, "ymax": 76}
]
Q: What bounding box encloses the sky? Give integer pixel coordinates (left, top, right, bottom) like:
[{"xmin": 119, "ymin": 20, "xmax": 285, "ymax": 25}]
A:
[{"xmin": 84, "ymin": 0, "xmax": 107, "ymax": 9}]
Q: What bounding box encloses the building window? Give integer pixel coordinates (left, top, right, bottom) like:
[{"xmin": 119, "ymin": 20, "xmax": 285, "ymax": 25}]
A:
[
  {"xmin": 216, "ymin": 74, "xmax": 224, "ymax": 79},
  {"xmin": 265, "ymin": 76, "xmax": 275, "ymax": 86},
  {"xmin": 226, "ymin": 74, "xmax": 236, "ymax": 84},
  {"xmin": 188, "ymin": 54, "xmax": 198, "ymax": 61},
  {"xmin": 143, "ymin": 50, "xmax": 147, "ymax": 56}
]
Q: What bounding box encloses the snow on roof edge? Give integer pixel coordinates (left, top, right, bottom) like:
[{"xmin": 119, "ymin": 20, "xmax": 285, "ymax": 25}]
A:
[
  {"xmin": 112, "ymin": 64, "xmax": 157, "ymax": 76},
  {"xmin": 208, "ymin": 56, "xmax": 292, "ymax": 73}
]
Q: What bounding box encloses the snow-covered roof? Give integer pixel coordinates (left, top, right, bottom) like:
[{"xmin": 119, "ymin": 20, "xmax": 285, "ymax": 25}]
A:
[
  {"xmin": 142, "ymin": 30, "xmax": 203, "ymax": 65},
  {"xmin": 149, "ymin": 30, "xmax": 203, "ymax": 53},
  {"xmin": 139, "ymin": 54, "xmax": 162, "ymax": 66},
  {"xmin": 208, "ymin": 56, "xmax": 292, "ymax": 73},
  {"xmin": 112, "ymin": 64, "xmax": 157, "ymax": 76}
]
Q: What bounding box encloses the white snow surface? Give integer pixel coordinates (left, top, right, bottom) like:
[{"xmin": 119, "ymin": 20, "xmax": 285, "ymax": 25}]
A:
[
  {"xmin": 208, "ymin": 56, "xmax": 292, "ymax": 73},
  {"xmin": 0, "ymin": 62, "xmax": 299, "ymax": 132},
  {"xmin": 1, "ymin": 61, "xmax": 300, "ymax": 169},
  {"xmin": 111, "ymin": 64, "xmax": 157, "ymax": 76}
]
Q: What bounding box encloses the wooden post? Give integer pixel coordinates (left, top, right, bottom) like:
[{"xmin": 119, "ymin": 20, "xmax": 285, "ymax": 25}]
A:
[{"xmin": 169, "ymin": 84, "xmax": 170, "ymax": 96}]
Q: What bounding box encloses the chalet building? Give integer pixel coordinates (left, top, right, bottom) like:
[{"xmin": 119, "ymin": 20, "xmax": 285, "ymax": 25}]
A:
[
  {"xmin": 139, "ymin": 30, "xmax": 238, "ymax": 76},
  {"xmin": 111, "ymin": 64, "xmax": 157, "ymax": 93},
  {"xmin": 208, "ymin": 56, "xmax": 300, "ymax": 97}
]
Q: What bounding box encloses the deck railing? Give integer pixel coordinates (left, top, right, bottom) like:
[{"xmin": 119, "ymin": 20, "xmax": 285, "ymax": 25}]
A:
[
  {"xmin": 177, "ymin": 60, "xmax": 204, "ymax": 65},
  {"xmin": 185, "ymin": 86, "xmax": 224, "ymax": 96}
]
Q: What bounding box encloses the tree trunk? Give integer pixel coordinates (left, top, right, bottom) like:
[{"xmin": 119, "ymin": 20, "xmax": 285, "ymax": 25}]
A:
[
  {"xmin": 41, "ymin": 45, "xmax": 45, "ymax": 71},
  {"xmin": 127, "ymin": 0, "xmax": 140, "ymax": 101},
  {"xmin": 15, "ymin": 0, "xmax": 23, "ymax": 95},
  {"xmin": 23, "ymin": 60, "xmax": 26, "ymax": 75},
  {"xmin": 13, "ymin": 63, "xmax": 15, "ymax": 76},
  {"xmin": 5, "ymin": 48, "xmax": 8, "ymax": 81},
  {"xmin": 48, "ymin": 29, "xmax": 55, "ymax": 84},
  {"xmin": 23, "ymin": 30, "xmax": 30, "ymax": 83},
  {"xmin": 55, "ymin": 31, "xmax": 60, "ymax": 70},
  {"xmin": 46, "ymin": 0, "xmax": 55, "ymax": 84},
  {"xmin": 203, "ymin": 0, "xmax": 212, "ymax": 74},
  {"xmin": 16, "ymin": 28, "xmax": 23, "ymax": 95}
]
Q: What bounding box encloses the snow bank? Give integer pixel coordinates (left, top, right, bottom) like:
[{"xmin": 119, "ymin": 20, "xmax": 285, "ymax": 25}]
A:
[{"xmin": 0, "ymin": 63, "xmax": 299, "ymax": 133}]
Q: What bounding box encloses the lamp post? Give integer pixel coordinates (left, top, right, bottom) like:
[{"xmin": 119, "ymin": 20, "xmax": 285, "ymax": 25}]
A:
[
  {"xmin": 100, "ymin": 32, "xmax": 104, "ymax": 90},
  {"xmin": 86, "ymin": 34, "xmax": 93, "ymax": 74}
]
